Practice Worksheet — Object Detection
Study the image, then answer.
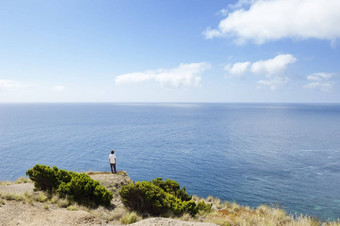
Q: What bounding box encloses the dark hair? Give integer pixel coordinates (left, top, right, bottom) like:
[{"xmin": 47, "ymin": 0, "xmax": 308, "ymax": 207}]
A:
[{"xmin": 111, "ymin": 150, "xmax": 114, "ymax": 154}]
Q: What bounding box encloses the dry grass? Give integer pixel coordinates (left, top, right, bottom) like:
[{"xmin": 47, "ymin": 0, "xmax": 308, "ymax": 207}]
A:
[
  {"xmin": 0, "ymin": 180, "xmax": 12, "ymax": 185},
  {"xmin": 88, "ymin": 206, "xmax": 129, "ymax": 222},
  {"xmin": 50, "ymin": 195, "xmax": 59, "ymax": 204},
  {"xmin": 179, "ymin": 196, "xmax": 340, "ymax": 226},
  {"xmin": 14, "ymin": 177, "xmax": 30, "ymax": 184},
  {"xmin": 120, "ymin": 211, "xmax": 142, "ymax": 224},
  {"xmin": 0, "ymin": 192, "xmax": 26, "ymax": 202},
  {"xmin": 67, "ymin": 204, "xmax": 79, "ymax": 211},
  {"xmin": 36, "ymin": 193, "xmax": 48, "ymax": 202},
  {"xmin": 57, "ymin": 199, "xmax": 70, "ymax": 208},
  {"xmin": 0, "ymin": 177, "xmax": 30, "ymax": 185}
]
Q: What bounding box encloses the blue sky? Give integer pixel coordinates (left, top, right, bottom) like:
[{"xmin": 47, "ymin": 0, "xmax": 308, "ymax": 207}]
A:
[{"xmin": 0, "ymin": 0, "xmax": 339, "ymax": 103}]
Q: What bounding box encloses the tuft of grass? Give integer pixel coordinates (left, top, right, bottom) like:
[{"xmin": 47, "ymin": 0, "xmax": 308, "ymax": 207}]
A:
[
  {"xmin": 50, "ymin": 195, "xmax": 59, "ymax": 204},
  {"xmin": 106, "ymin": 208, "xmax": 128, "ymax": 221},
  {"xmin": 43, "ymin": 204, "xmax": 49, "ymax": 210},
  {"xmin": 24, "ymin": 191, "xmax": 32, "ymax": 198},
  {"xmin": 36, "ymin": 193, "xmax": 48, "ymax": 202},
  {"xmin": 120, "ymin": 211, "xmax": 141, "ymax": 224},
  {"xmin": 27, "ymin": 197, "xmax": 34, "ymax": 205},
  {"xmin": 0, "ymin": 199, "xmax": 5, "ymax": 205},
  {"xmin": 67, "ymin": 205, "xmax": 79, "ymax": 211},
  {"xmin": 14, "ymin": 177, "xmax": 30, "ymax": 184},
  {"xmin": 178, "ymin": 213, "xmax": 194, "ymax": 221},
  {"xmin": 57, "ymin": 199, "xmax": 70, "ymax": 208},
  {"xmin": 1, "ymin": 193, "xmax": 25, "ymax": 202}
]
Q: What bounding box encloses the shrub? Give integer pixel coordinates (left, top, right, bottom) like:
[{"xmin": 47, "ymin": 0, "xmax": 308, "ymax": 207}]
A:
[
  {"xmin": 151, "ymin": 178, "xmax": 192, "ymax": 201},
  {"xmin": 26, "ymin": 165, "xmax": 60, "ymax": 192},
  {"xmin": 196, "ymin": 200, "xmax": 212, "ymax": 213},
  {"xmin": 26, "ymin": 164, "xmax": 113, "ymax": 206},
  {"xmin": 119, "ymin": 178, "xmax": 211, "ymax": 217},
  {"xmin": 57, "ymin": 173, "xmax": 112, "ymax": 206}
]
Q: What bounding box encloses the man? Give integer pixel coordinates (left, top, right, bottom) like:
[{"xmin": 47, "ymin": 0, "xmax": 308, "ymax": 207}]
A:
[{"xmin": 109, "ymin": 150, "xmax": 117, "ymax": 174}]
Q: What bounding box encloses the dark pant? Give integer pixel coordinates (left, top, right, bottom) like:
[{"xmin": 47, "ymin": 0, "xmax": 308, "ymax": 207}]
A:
[{"xmin": 110, "ymin": 163, "xmax": 117, "ymax": 173}]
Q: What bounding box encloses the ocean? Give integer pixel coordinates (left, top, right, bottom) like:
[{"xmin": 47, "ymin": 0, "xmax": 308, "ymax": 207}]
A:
[{"xmin": 0, "ymin": 103, "xmax": 339, "ymax": 220}]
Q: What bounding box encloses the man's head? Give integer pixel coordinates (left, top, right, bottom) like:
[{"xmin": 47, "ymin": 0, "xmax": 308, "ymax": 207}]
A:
[{"xmin": 111, "ymin": 150, "xmax": 114, "ymax": 154}]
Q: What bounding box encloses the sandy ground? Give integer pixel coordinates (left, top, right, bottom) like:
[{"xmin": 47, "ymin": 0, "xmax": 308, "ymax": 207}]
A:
[
  {"xmin": 0, "ymin": 201, "xmax": 108, "ymax": 226},
  {"xmin": 0, "ymin": 172, "xmax": 217, "ymax": 226}
]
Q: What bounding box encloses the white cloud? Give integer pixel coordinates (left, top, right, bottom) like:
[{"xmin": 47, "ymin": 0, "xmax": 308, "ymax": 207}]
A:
[
  {"xmin": 250, "ymin": 54, "xmax": 297, "ymax": 77},
  {"xmin": 115, "ymin": 62, "xmax": 210, "ymax": 87},
  {"xmin": 52, "ymin": 85, "xmax": 65, "ymax": 91},
  {"xmin": 225, "ymin": 54, "xmax": 296, "ymax": 90},
  {"xmin": 225, "ymin": 61, "xmax": 251, "ymax": 77},
  {"xmin": 304, "ymin": 72, "xmax": 334, "ymax": 91},
  {"xmin": 0, "ymin": 80, "xmax": 23, "ymax": 91},
  {"xmin": 204, "ymin": 0, "xmax": 340, "ymax": 44}
]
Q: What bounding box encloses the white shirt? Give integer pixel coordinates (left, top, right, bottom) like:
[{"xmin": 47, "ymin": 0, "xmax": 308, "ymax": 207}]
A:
[{"xmin": 109, "ymin": 154, "xmax": 116, "ymax": 164}]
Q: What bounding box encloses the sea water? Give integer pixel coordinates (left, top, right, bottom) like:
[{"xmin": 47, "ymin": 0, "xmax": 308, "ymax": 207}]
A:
[{"xmin": 0, "ymin": 103, "xmax": 339, "ymax": 220}]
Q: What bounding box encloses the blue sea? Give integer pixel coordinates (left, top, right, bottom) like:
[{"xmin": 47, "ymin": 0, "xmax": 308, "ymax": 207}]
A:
[{"xmin": 0, "ymin": 103, "xmax": 339, "ymax": 220}]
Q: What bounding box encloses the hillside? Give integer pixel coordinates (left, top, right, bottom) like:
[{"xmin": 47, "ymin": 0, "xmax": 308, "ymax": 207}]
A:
[{"xmin": 0, "ymin": 172, "xmax": 339, "ymax": 226}]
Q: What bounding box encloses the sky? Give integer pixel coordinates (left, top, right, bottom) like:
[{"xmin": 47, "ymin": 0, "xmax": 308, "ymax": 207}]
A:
[{"xmin": 0, "ymin": 0, "xmax": 340, "ymax": 103}]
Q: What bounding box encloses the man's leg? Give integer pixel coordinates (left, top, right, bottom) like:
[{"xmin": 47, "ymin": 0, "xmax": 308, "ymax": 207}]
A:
[
  {"xmin": 113, "ymin": 163, "xmax": 117, "ymax": 174},
  {"xmin": 110, "ymin": 164, "xmax": 114, "ymax": 173}
]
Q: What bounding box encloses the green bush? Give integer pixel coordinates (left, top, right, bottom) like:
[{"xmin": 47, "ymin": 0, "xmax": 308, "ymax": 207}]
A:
[
  {"xmin": 151, "ymin": 178, "xmax": 192, "ymax": 201},
  {"xmin": 26, "ymin": 165, "xmax": 60, "ymax": 192},
  {"xmin": 119, "ymin": 178, "xmax": 210, "ymax": 216},
  {"xmin": 26, "ymin": 164, "xmax": 113, "ymax": 206},
  {"xmin": 57, "ymin": 173, "xmax": 112, "ymax": 206}
]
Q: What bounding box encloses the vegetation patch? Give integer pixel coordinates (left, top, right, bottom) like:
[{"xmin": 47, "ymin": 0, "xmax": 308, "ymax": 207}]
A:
[
  {"xmin": 120, "ymin": 211, "xmax": 141, "ymax": 224},
  {"xmin": 119, "ymin": 177, "xmax": 211, "ymax": 217},
  {"xmin": 26, "ymin": 164, "xmax": 113, "ymax": 206}
]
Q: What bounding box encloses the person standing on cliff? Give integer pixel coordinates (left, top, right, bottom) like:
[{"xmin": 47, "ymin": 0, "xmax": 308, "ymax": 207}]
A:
[{"xmin": 109, "ymin": 150, "xmax": 117, "ymax": 174}]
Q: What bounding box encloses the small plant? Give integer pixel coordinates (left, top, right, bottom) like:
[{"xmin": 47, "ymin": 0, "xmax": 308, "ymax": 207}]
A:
[
  {"xmin": 120, "ymin": 211, "xmax": 141, "ymax": 224},
  {"xmin": 107, "ymin": 207, "xmax": 128, "ymax": 221},
  {"xmin": 43, "ymin": 204, "xmax": 49, "ymax": 210},
  {"xmin": 27, "ymin": 197, "xmax": 34, "ymax": 205},
  {"xmin": 50, "ymin": 195, "xmax": 59, "ymax": 204},
  {"xmin": 37, "ymin": 193, "xmax": 48, "ymax": 202},
  {"xmin": 0, "ymin": 199, "xmax": 5, "ymax": 205},
  {"xmin": 67, "ymin": 205, "xmax": 78, "ymax": 211},
  {"xmin": 57, "ymin": 199, "xmax": 70, "ymax": 208},
  {"xmin": 1, "ymin": 193, "xmax": 25, "ymax": 201}
]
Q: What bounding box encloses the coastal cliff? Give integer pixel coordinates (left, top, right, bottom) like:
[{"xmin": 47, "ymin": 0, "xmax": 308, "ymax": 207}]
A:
[{"xmin": 0, "ymin": 172, "xmax": 339, "ymax": 226}]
